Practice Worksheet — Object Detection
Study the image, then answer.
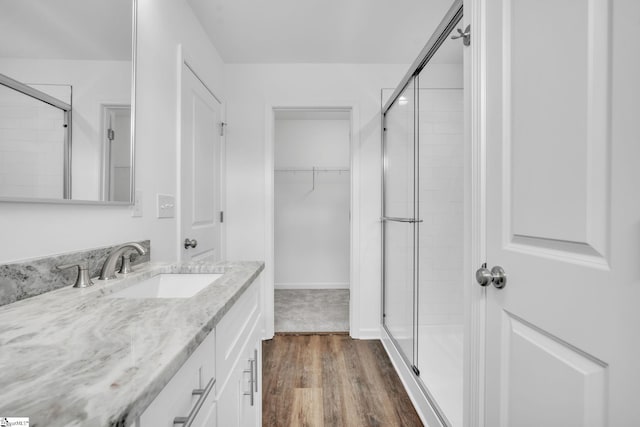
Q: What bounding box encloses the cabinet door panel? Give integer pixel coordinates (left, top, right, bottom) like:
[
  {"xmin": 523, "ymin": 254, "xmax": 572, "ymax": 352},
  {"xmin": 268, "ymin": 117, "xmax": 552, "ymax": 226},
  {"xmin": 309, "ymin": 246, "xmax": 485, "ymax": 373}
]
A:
[
  {"xmin": 216, "ymin": 283, "xmax": 260, "ymax": 391},
  {"xmin": 217, "ymin": 293, "xmax": 263, "ymax": 427},
  {"xmin": 240, "ymin": 323, "xmax": 262, "ymax": 427},
  {"xmin": 138, "ymin": 330, "xmax": 216, "ymax": 426},
  {"xmin": 192, "ymin": 399, "xmax": 217, "ymax": 427},
  {"xmin": 216, "ymin": 365, "xmax": 241, "ymax": 427}
]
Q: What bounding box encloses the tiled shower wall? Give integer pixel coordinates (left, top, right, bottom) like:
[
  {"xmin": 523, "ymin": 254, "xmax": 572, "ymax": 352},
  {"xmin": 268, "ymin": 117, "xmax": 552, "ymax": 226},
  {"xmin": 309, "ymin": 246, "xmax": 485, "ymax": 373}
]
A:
[
  {"xmin": 418, "ymin": 88, "xmax": 464, "ymax": 326},
  {"xmin": 0, "ymin": 85, "xmax": 66, "ymax": 199}
]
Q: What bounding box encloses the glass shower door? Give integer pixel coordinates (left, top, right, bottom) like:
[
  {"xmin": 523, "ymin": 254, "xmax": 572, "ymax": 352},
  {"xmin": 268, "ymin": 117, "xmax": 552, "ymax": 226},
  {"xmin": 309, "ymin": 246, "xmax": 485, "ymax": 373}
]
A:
[
  {"xmin": 382, "ymin": 79, "xmax": 417, "ymax": 368},
  {"xmin": 414, "ymin": 20, "xmax": 465, "ymax": 427},
  {"xmin": 382, "ymin": 3, "xmax": 465, "ymax": 425}
]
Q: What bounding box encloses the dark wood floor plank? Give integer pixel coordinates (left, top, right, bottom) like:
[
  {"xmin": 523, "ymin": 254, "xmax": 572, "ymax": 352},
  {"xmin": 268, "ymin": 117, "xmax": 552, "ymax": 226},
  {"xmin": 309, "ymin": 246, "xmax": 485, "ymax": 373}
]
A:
[
  {"xmin": 290, "ymin": 388, "xmax": 324, "ymax": 427},
  {"xmin": 338, "ymin": 335, "xmax": 375, "ymax": 426},
  {"xmin": 353, "ymin": 340, "xmax": 400, "ymax": 427},
  {"xmin": 368, "ymin": 340, "xmax": 424, "ymax": 426},
  {"xmin": 319, "ymin": 334, "xmax": 348, "ymax": 426},
  {"xmin": 300, "ymin": 335, "xmax": 322, "ymax": 389},
  {"xmin": 263, "ymin": 335, "xmax": 300, "ymax": 426},
  {"xmin": 263, "ymin": 334, "xmax": 423, "ymax": 427}
]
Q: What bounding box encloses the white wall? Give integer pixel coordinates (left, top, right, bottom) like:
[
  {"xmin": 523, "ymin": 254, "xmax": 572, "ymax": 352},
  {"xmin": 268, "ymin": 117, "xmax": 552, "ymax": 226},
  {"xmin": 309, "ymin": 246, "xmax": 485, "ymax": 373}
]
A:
[
  {"xmin": 224, "ymin": 63, "xmax": 407, "ymax": 337},
  {"xmin": 274, "ymin": 118, "xmax": 350, "ymax": 288},
  {"xmin": 0, "ymin": 0, "xmax": 224, "ymax": 264},
  {"xmin": 275, "ymin": 119, "xmax": 351, "ymax": 168}
]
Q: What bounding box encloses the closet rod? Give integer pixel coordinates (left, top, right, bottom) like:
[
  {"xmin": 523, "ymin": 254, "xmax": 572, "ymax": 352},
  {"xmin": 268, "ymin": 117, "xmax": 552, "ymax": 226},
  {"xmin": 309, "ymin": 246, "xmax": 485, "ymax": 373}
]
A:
[{"xmin": 274, "ymin": 167, "xmax": 350, "ymax": 172}]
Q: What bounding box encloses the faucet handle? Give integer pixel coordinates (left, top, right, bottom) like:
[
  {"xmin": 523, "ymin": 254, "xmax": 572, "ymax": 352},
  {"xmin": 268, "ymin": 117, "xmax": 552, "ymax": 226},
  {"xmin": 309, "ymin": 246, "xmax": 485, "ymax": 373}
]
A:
[
  {"xmin": 57, "ymin": 262, "xmax": 94, "ymax": 288},
  {"xmin": 118, "ymin": 254, "xmax": 133, "ymax": 274}
]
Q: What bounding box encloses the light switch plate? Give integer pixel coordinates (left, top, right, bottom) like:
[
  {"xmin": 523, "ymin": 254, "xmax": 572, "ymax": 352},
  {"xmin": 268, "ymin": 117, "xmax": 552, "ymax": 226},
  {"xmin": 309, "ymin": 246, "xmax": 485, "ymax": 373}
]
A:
[
  {"xmin": 131, "ymin": 190, "xmax": 143, "ymax": 217},
  {"xmin": 157, "ymin": 194, "xmax": 175, "ymax": 218}
]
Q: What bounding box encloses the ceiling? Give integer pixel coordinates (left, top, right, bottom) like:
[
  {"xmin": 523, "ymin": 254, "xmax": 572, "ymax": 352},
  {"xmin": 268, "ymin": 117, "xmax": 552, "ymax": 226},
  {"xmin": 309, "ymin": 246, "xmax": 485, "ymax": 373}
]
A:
[
  {"xmin": 0, "ymin": 0, "xmax": 459, "ymax": 64},
  {"xmin": 0, "ymin": 0, "xmax": 131, "ymax": 61},
  {"xmin": 186, "ymin": 0, "xmax": 458, "ymax": 64}
]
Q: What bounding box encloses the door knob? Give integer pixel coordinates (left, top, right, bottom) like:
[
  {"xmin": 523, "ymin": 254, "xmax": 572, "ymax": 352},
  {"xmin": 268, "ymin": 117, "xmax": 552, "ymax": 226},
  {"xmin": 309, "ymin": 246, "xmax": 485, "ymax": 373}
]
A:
[
  {"xmin": 184, "ymin": 238, "xmax": 198, "ymax": 249},
  {"xmin": 476, "ymin": 264, "xmax": 507, "ymax": 289}
]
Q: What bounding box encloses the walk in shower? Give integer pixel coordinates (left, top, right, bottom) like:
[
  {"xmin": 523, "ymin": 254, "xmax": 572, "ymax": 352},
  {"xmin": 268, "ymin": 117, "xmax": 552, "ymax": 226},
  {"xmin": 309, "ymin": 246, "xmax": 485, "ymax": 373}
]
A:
[{"xmin": 382, "ymin": 2, "xmax": 464, "ymax": 425}]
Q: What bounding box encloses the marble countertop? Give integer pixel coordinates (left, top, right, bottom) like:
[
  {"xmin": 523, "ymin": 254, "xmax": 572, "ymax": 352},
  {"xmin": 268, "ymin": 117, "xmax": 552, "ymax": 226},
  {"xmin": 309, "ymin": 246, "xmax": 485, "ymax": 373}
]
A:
[{"xmin": 0, "ymin": 260, "xmax": 264, "ymax": 427}]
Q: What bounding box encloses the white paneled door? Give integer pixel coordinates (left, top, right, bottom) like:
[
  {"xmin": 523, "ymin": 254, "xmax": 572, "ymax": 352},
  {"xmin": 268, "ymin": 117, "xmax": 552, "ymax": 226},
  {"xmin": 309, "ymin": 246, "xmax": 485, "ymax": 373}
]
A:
[
  {"xmin": 483, "ymin": 0, "xmax": 640, "ymax": 426},
  {"xmin": 180, "ymin": 63, "xmax": 222, "ymax": 262}
]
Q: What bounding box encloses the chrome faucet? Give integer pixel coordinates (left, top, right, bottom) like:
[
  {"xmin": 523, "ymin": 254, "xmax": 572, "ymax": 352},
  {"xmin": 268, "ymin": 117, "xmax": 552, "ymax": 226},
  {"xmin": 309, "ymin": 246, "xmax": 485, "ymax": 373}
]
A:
[{"xmin": 99, "ymin": 242, "xmax": 146, "ymax": 280}]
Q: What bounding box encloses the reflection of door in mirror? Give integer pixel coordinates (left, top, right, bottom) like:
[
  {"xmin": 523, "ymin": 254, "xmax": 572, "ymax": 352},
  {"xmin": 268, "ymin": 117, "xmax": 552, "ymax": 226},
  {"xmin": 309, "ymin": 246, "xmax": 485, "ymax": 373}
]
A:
[{"xmin": 102, "ymin": 105, "xmax": 131, "ymax": 202}]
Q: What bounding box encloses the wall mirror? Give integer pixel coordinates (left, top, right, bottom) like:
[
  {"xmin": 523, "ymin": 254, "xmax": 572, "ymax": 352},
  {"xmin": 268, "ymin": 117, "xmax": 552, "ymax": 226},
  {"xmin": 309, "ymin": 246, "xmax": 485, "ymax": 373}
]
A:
[{"xmin": 0, "ymin": 0, "xmax": 136, "ymax": 204}]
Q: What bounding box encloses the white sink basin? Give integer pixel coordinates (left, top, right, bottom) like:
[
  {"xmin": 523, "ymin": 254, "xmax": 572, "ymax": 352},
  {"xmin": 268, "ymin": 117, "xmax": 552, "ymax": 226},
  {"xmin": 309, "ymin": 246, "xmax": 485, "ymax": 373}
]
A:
[{"xmin": 108, "ymin": 273, "xmax": 223, "ymax": 299}]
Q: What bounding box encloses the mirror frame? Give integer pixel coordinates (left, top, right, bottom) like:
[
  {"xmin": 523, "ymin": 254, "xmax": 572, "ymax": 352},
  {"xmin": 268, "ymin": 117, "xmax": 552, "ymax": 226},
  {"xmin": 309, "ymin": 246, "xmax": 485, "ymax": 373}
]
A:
[{"xmin": 0, "ymin": 0, "xmax": 137, "ymax": 206}]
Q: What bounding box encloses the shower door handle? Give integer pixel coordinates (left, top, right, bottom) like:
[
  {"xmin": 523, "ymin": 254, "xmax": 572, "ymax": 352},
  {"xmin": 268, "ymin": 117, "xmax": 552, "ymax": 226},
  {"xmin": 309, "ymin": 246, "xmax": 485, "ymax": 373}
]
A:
[{"xmin": 381, "ymin": 216, "xmax": 423, "ymax": 223}]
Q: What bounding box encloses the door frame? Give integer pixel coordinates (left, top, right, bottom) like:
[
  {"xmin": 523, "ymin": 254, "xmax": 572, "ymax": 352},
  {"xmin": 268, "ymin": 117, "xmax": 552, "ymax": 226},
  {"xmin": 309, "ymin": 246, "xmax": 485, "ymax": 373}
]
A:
[
  {"xmin": 264, "ymin": 102, "xmax": 361, "ymax": 339},
  {"xmin": 176, "ymin": 45, "xmax": 226, "ymax": 262},
  {"xmin": 466, "ymin": 0, "xmax": 486, "ymax": 426},
  {"xmin": 100, "ymin": 103, "xmax": 132, "ymax": 202}
]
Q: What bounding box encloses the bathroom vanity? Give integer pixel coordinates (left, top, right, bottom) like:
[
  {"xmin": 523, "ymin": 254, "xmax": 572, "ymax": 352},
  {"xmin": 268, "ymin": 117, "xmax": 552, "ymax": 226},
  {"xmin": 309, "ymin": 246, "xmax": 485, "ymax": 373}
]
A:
[{"xmin": 0, "ymin": 261, "xmax": 264, "ymax": 427}]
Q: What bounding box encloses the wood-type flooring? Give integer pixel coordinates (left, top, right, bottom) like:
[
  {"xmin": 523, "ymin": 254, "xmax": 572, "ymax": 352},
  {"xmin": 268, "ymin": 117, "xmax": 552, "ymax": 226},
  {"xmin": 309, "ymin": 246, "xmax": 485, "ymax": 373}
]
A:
[{"xmin": 262, "ymin": 334, "xmax": 423, "ymax": 427}]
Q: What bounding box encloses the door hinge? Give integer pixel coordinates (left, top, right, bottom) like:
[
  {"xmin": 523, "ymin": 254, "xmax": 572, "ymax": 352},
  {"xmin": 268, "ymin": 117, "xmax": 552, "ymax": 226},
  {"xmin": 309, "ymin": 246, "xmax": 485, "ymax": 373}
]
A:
[
  {"xmin": 412, "ymin": 365, "xmax": 420, "ymax": 376},
  {"xmin": 219, "ymin": 211, "xmax": 224, "ymax": 223},
  {"xmin": 219, "ymin": 121, "xmax": 227, "ymax": 136},
  {"xmin": 107, "ymin": 128, "xmax": 115, "ymax": 141},
  {"xmin": 451, "ymin": 24, "xmax": 471, "ymax": 46}
]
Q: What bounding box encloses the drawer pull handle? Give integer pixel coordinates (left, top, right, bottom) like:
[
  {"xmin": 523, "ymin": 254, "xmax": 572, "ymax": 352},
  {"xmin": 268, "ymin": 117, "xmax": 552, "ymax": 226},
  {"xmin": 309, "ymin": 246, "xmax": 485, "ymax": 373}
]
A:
[
  {"xmin": 243, "ymin": 358, "xmax": 255, "ymax": 406},
  {"xmin": 173, "ymin": 376, "xmax": 216, "ymax": 426},
  {"xmin": 253, "ymin": 349, "xmax": 258, "ymax": 392}
]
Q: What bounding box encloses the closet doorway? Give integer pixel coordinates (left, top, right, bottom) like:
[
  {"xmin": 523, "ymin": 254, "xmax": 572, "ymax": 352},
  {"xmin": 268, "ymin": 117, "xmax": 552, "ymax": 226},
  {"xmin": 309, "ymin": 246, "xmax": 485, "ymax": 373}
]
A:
[{"xmin": 272, "ymin": 108, "xmax": 352, "ymax": 334}]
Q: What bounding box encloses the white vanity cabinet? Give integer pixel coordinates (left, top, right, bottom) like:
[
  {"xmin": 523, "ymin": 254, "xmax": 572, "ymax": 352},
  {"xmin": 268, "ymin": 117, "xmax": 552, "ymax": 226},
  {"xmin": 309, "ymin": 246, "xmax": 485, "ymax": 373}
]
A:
[
  {"xmin": 136, "ymin": 327, "xmax": 217, "ymax": 427},
  {"xmin": 215, "ymin": 279, "xmax": 263, "ymax": 427},
  {"xmin": 136, "ymin": 276, "xmax": 263, "ymax": 427}
]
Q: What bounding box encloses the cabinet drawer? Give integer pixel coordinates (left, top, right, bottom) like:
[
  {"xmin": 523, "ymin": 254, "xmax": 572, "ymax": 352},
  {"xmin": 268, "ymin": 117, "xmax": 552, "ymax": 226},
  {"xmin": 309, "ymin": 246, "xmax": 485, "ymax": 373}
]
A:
[
  {"xmin": 215, "ymin": 282, "xmax": 260, "ymax": 392},
  {"xmin": 191, "ymin": 399, "xmax": 216, "ymax": 427},
  {"xmin": 217, "ymin": 311, "xmax": 263, "ymax": 427},
  {"xmin": 138, "ymin": 329, "xmax": 216, "ymax": 427}
]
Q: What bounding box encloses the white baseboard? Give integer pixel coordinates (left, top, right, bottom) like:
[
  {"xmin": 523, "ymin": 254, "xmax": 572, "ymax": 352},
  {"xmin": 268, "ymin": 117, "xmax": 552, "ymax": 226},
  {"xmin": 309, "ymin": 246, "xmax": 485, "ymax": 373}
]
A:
[
  {"xmin": 274, "ymin": 282, "xmax": 350, "ymax": 290},
  {"xmin": 354, "ymin": 327, "xmax": 380, "ymax": 340}
]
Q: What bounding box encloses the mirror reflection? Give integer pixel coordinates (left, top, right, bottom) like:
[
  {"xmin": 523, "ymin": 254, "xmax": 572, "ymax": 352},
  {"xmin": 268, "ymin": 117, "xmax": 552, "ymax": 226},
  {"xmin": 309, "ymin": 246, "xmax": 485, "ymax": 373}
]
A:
[{"xmin": 0, "ymin": 0, "xmax": 135, "ymax": 203}]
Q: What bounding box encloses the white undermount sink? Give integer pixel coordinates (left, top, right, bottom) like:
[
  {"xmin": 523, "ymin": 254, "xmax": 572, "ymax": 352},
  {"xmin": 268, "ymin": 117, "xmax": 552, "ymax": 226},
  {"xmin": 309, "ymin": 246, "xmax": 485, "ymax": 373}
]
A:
[{"xmin": 108, "ymin": 273, "xmax": 223, "ymax": 299}]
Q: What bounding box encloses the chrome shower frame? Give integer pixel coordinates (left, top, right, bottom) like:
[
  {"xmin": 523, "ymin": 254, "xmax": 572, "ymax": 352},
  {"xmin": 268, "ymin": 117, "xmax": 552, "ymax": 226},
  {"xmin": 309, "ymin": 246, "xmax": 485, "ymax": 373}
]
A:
[{"xmin": 380, "ymin": 1, "xmax": 464, "ymax": 425}]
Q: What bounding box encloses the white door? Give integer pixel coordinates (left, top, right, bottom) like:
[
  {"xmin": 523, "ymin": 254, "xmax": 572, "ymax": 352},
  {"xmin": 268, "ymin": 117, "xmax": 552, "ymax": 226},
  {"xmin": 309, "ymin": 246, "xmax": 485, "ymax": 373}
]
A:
[
  {"xmin": 180, "ymin": 64, "xmax": 222, "ymax": 262},
  {"xmin": 102, "ymin": 105, "xmax": 131, "ymax": 202},
  {"xmin": 483, "ymin": 0, "xmax": 640, "ymax": 425}
]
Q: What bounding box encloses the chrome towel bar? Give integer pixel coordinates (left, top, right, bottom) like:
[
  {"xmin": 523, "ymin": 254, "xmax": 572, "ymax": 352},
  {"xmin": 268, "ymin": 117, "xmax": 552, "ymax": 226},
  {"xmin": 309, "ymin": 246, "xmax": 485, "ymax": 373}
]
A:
[{"xmin": 381, "ymin": 216, "xmax": 424, "ymax": 223}]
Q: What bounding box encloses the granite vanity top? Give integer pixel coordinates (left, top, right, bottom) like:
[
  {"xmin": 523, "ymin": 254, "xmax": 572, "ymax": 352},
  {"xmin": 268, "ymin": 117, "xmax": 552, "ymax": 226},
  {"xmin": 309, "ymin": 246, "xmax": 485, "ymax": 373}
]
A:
[{"xmin": 0, "ymin": 261, "xmax": 264, "ymax": 427}]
